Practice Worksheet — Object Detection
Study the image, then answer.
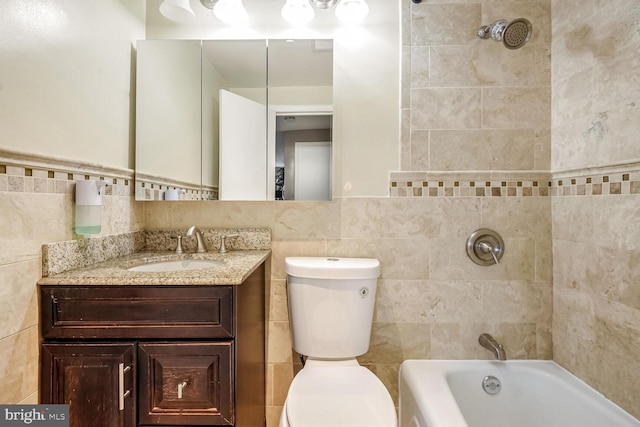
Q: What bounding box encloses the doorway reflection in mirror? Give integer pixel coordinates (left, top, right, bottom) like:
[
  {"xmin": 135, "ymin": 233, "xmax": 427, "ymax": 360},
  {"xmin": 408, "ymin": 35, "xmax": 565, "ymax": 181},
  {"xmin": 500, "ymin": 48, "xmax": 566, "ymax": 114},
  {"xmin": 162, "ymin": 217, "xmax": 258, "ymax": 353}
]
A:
[{"xmin": 275, "ymin": 114, "xmax": 332, "ymax": 201}]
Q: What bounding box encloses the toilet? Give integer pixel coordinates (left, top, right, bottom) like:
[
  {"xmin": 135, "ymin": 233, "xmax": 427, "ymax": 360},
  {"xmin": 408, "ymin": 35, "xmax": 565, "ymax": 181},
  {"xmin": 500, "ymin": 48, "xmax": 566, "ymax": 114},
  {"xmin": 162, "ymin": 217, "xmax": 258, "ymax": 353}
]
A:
[{"xmin": 279, "ymin": 257, "xmax": 397, "ymax": 427}]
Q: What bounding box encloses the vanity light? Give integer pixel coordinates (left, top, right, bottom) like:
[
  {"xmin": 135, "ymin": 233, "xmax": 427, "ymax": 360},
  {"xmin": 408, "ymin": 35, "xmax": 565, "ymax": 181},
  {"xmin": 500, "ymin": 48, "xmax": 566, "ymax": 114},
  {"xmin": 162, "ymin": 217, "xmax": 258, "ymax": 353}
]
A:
[
  {"xmin": 281, "ymin": 0, "xmax": 315, "ymax": 25},
  {"xmin": 159, "ymin": 0, "xmax": 196, "ymax": 23},
  {"xmin": 335, "ymin": 0, "xmax": 369, "ymax": 24},
  {"xmin": 310, "ymin": 0, "xmax": 339, "ymax": 9},
  {"xmin": 282, "ymin": 0, "xmax": 369, "ymax": 25},
  {"xmin": 213, "ymin": 0, "xmax": 249, "ymax": 26},
  {"xmin": 159, "ymin": 0, "xmax": 368, "ymax": 26}
]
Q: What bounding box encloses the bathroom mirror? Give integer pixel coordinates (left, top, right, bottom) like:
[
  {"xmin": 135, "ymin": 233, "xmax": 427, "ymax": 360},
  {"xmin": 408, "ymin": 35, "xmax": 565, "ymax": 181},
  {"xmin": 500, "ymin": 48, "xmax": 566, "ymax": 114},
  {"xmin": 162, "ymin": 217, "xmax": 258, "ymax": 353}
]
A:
[{"xmin": 135, "ymin": 39, "xmax": 333, "ymax": 201}]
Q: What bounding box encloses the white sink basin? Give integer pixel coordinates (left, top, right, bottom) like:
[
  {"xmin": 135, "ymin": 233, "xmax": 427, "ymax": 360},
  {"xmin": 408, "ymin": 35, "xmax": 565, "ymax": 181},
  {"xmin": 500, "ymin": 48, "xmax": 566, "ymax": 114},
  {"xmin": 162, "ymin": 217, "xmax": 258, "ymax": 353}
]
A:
[{"xmin": 128, "ymin": 259, "xmax": 223, "ymax": 272}]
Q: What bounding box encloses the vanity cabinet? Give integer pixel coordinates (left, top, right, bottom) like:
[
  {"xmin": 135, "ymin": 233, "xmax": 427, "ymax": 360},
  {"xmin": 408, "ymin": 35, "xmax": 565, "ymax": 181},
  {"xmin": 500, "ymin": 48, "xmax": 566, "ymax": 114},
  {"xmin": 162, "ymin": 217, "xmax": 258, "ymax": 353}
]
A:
[{"xmin": 39, "ymin": 263, "xmax": 266, "ymax": 427}]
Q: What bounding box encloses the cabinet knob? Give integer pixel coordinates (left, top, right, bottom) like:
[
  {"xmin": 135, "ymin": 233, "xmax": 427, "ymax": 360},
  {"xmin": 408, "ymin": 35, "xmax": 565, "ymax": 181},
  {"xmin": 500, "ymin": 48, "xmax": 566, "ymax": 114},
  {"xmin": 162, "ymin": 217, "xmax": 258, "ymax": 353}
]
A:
[{"xmin": 177, "ymin": 381, "xmax": 188, "ymax": 399}]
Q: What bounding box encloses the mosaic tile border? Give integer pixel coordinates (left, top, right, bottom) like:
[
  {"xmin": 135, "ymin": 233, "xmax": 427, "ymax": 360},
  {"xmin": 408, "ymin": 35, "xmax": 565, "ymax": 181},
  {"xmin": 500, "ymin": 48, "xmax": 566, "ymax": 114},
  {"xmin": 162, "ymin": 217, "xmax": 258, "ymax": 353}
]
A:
[
  {"xmin": 389, "ymin": 171, "xmax": 552, "ymax": 198},
  {"xmin": 390, "ymin": 165, "xmax": 640, "ymax": 198},
  {"xmin": 390, "ymin": 177, "xmax": 552, "ymax": 198},
  {"xmin": 0, "ymin": 149, "xmax": 133, "ymax": 197},
  {"xmin": 134, "ymin": 172, "xmax": 218, "ymax": 201},
  {"xmin": 551, "ymin": 170, "xmax": 640, "ymax": 196}
]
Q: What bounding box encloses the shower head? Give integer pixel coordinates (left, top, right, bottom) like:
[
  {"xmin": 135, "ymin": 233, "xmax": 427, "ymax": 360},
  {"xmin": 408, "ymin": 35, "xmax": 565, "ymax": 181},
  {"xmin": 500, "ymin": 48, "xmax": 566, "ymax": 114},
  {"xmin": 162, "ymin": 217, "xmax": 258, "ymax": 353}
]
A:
[{"xmin": 477, "ymin": 18, "xmax": 532, "ymax": 50}]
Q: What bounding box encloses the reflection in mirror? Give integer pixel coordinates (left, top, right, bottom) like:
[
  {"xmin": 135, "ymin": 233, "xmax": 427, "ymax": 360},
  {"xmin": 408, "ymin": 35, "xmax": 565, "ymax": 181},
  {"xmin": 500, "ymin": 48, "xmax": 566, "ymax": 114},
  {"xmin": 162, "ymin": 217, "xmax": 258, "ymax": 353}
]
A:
[
  {"xmin": 275, "ymin": 114, "xmax": 332, "ymax": 200},
  {"xmin": 135, "ymin": 40, "xmax": 203, "ymax": 201},
  {"xmin": 203, "ymin": 40, "xmax": 267, "ymax": 201},
  {"xmin": 268, "ymin": 39, "xmax": 333, "ymax": 201},
  {"xmin": 135, "ymin": 39, "xmax": 332, "ymax": 201}
]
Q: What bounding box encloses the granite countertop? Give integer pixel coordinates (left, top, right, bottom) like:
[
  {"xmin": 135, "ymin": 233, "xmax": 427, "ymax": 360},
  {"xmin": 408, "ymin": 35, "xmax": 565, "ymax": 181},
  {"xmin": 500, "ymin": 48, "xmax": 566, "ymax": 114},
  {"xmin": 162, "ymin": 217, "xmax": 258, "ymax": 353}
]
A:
[{"xmin": 38, "ymin": 250, "xmax": 271, "ymax": 286}]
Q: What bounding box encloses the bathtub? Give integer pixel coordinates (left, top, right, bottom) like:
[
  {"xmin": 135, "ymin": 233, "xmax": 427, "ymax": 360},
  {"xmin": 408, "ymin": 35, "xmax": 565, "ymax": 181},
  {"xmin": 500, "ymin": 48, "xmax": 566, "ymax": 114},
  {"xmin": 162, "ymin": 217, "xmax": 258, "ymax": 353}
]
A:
[{"xmin": 399, "ymin": 360, "xmax": 640, "ymax": 427}]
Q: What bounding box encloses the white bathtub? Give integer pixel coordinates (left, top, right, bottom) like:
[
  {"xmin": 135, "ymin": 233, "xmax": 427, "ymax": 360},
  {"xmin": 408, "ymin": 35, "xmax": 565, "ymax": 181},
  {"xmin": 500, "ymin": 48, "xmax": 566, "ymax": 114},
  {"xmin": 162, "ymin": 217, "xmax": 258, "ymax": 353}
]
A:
[{"xmin": 399, "ymin": 360, "xmax": 640, "ymax": 427}]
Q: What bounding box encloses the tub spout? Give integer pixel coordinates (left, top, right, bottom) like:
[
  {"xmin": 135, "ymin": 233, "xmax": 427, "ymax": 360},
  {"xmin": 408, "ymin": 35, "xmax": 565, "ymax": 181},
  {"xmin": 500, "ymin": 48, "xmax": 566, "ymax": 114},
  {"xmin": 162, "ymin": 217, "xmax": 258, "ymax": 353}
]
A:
[{"xmin": 479, "ymin": 333, "xmax": 507, "ymax": 360}]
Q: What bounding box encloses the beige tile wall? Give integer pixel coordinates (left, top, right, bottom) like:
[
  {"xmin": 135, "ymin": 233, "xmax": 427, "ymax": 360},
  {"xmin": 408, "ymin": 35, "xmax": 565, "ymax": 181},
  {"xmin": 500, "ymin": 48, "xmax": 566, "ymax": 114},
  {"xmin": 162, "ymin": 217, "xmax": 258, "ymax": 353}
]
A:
[
  {"xmin": 402, "ymin": 0, "xmax": 551, "ymax": 173},
  {"xmin": 551, "ymin": 0, "xmax": 640, "ymax": 419},
  {"xmin": 0, "ymin": 152, "xmax": 143, "ymax": 404},
  {"xmin": 143, "ymin": 194, "xmax": 553, "ymax": 426}
]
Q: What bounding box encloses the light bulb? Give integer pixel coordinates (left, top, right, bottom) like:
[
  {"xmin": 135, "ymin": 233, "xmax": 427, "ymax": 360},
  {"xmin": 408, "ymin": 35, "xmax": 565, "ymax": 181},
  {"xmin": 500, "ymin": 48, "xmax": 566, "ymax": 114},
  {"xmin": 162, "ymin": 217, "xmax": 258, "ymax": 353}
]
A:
[
  {"xmin": 281, "ymin": 0, "xmax": 315, "ymax": 25},
  {"xmin": 214, "ymin": 0, "xmax": 249, "ymax": 26},
  {"xmin": 159, "ymin": 0, "xmax": 196, "ymax": 23},
  {"xmin": 335, "ymin": 0, "xmax": 369, "ymax": 24}
]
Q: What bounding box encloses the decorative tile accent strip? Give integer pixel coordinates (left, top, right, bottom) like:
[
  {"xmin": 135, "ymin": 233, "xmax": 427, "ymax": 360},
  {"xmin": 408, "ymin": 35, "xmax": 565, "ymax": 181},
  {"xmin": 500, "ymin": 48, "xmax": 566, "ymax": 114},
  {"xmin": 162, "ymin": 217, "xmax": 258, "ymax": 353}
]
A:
[
  {"xmin": 42, "ymin": 228, "xmax": 271, "ymax": 276},
  {"xmin": 389, "ymin": 171, "xmax": 552, "ymax": 198},
  {"xmin": 0, "ymin": 148, "xmax": 133, "ymax": 197},
  {"xmin": 390, "ymin": 165, "xmax": 640, "ymax": 198},
  {"xmin": 550, "ymin": 169, "xmax": 640, "ymax": 196},
  {"xmin": 135, "ymin": 172, "xmax": 218, "ymax": 201}
]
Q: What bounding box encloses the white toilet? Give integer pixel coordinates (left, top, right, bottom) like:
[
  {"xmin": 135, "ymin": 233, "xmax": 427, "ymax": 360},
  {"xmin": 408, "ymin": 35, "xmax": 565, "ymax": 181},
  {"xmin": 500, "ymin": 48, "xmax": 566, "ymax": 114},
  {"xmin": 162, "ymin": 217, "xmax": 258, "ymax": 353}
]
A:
[{"xmin": 279, "ymin": 257, "xmax": 397, "ymax": 427}]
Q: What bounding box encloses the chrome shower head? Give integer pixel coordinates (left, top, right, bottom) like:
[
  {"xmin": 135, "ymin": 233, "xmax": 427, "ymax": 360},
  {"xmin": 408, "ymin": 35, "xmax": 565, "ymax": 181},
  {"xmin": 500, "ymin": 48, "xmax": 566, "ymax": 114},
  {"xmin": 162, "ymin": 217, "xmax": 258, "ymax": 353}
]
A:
[{"xmin": 477, "ymin": 18, "xmax": 532, "ymax": 50}]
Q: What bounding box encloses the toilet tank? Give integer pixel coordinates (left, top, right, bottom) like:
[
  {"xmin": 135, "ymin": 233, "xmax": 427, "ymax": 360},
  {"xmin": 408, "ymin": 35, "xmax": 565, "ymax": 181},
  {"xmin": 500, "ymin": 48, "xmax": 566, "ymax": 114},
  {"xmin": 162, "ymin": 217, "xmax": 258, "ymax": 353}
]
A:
[{"xmin": 285, "ymin": 257, "xmax": 380, "ymax": 359}]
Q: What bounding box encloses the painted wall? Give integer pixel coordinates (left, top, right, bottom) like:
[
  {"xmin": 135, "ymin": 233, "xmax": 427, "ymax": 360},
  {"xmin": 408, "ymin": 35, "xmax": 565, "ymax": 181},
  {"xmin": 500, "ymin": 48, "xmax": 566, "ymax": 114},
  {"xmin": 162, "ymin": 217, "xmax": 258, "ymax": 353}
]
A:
[
  {"xmin": 0, "ymin": 0, "xmax": 145, "ymax": 403},
  {"xmin": 551, "ymin": 0, "xmax": 640, "ymax": 418},
  {"xmin": 0, "ymin": 1, "xmax": 142, "ymax": 169}
]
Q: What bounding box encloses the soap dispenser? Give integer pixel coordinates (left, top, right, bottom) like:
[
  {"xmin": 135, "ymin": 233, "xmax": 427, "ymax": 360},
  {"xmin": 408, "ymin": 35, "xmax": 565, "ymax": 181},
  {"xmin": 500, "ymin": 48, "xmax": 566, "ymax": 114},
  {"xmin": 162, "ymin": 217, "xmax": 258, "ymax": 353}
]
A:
[{"xmin": 75, "ymin": 180, "xmax": 108, "ymax": 235}]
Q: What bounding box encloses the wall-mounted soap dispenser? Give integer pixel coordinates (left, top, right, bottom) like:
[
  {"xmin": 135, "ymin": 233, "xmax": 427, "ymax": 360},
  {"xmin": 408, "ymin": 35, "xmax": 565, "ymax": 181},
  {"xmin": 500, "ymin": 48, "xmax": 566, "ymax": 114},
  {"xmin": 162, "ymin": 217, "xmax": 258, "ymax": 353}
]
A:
[{"xmin": 75, "ymin": 180, "xmax": 109, "ymax": 235}]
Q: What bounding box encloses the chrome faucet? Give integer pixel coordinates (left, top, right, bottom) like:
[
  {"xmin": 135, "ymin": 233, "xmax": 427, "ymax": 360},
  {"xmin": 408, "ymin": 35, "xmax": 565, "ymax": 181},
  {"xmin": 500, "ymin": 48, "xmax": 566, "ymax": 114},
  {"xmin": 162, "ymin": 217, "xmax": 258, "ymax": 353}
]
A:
[
  {"xmin": 479, "ymin": 333, "xmax": 507, "ymax": 360},
  {"xmin": 186, "ymin": 226, "xmax": 207, "ymax": 253}
]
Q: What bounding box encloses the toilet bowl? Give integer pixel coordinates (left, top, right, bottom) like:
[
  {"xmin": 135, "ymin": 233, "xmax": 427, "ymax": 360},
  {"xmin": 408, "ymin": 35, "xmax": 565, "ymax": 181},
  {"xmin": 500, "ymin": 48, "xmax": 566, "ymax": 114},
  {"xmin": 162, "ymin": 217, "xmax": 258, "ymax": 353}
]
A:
[
  {"xmin": 280, "ymin": 257, "xmax": 398, "ymax": 427},
  {"xmin": 279, "ymin": 360, "xmax": 397, "ymax": 427}
]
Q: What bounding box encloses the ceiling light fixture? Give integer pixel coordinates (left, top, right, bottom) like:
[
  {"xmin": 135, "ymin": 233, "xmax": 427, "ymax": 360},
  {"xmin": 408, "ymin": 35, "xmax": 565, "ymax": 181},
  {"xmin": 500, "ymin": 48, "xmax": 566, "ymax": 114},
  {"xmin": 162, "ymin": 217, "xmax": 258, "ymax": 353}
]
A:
[
  {"xmin": 288, "ymin": 0, "xmax": 369, "ymax": 25},
  {"xmin": 213, "ymin": 0, "xmax": 249, "ymax": 26},
  {"xmin": 159, "ymin": 0, "xmax": 196, "ymax": 23},
  {"xmin": 335, "ymin": 0, "xmax": 369, "ymax": 24},
  {"xmin": 160, "ymin": 0, "xmax": 368, "ymax": 26},
  {"xmin": 281, "ymin": 0, "xmax": 315, "ymax": 25},
  {"xmin": 310, "ymin": 0, "xmax": 339, "ymax": 9}
]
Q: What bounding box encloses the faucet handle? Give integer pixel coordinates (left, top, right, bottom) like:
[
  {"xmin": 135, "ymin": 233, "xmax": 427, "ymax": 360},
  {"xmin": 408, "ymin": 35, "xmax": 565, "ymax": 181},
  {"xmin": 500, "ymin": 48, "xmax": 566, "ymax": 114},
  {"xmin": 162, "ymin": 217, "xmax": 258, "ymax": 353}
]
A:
[
  {"xmin": 219, "ymin": 234, "xmax": 239, "ymax": 253},
  {"xmin": 169, "ymin": 235, "xmax": 183, "ymax": 254}
]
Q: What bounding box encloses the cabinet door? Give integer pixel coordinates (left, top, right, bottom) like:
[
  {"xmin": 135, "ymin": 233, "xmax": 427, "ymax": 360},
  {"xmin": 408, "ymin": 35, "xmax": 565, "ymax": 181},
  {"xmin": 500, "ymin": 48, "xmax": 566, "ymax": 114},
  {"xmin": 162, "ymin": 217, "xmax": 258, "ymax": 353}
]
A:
[
  {"xmin": 41, "ymin": 343, "xmax": 136, "ymax": 427},
  {"xmin": 138, "ymin": 342, "xmax": 233, "ymax": 425}
]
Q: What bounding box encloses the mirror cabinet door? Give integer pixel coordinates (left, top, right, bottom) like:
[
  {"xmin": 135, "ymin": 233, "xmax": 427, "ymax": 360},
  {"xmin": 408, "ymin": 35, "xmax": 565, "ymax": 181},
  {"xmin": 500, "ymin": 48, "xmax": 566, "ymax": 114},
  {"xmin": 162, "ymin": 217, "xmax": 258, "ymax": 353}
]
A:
[
  {"xmin": 135, "ymin": 40, "xmax": 203, "ymax": 201},
  {"xmin": 268, "ymin": 39, "xmax": 333, "ymax": 201},
  {"xmin": 203, "ymin": 40, "xmax": 267, "ymax": 201}
]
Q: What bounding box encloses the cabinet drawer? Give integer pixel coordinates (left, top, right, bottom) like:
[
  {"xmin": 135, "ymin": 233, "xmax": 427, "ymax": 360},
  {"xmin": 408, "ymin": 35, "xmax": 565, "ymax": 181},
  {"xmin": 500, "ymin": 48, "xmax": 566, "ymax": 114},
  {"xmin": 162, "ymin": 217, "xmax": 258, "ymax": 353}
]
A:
[
  {"xmin": 40, "ymin": 286, "xmax": 234, "ymax": 339},
  {"xmin": 138, "ymin": 342, "xmax": 234, "ymax": 426}
]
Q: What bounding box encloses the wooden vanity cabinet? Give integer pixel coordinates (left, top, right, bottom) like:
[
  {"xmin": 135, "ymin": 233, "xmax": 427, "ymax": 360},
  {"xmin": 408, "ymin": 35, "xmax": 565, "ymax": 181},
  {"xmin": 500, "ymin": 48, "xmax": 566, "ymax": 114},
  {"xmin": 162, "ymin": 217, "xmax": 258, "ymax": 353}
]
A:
[{"xmin": 39, "ymin": 263, "xmax": 266, "ymax": 427}]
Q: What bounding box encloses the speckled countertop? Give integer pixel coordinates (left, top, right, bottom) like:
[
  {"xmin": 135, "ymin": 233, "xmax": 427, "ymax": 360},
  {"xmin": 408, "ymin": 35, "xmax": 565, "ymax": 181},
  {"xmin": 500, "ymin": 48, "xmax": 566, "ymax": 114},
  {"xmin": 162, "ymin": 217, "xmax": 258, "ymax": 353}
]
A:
[{"xmin": 38, "ymin": 250, "xmax": 271, "ymax": 286}]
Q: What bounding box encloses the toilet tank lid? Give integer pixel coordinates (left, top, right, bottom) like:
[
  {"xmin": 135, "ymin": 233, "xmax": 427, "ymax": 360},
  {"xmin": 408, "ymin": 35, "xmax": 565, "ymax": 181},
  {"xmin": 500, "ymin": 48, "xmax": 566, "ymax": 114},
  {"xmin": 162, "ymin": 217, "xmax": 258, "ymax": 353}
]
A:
[{"xmin": 285, "ymin": 257, "xmax": 380, "ymax": 279}]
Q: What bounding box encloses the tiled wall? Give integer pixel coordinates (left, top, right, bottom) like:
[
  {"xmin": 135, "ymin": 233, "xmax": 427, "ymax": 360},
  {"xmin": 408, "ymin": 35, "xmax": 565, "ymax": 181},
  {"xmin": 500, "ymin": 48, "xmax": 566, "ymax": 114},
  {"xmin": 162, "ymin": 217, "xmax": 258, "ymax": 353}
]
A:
[
  {"xmin": 0, "ymin": 150, "xmax": 143, "ymax": 403},
  {"xmin": 551, "ymin": 0, "xmax": 640, "ymax": 419},
  {"xmin": 400, "ymin": 0, "xmax": 551, "ymax": 174},
  {"xmin": 144, "ymin": 190, "xmax": 553, "ymax": 426}
]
